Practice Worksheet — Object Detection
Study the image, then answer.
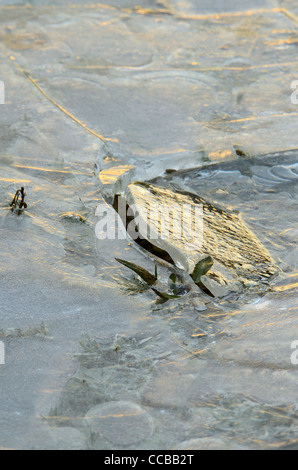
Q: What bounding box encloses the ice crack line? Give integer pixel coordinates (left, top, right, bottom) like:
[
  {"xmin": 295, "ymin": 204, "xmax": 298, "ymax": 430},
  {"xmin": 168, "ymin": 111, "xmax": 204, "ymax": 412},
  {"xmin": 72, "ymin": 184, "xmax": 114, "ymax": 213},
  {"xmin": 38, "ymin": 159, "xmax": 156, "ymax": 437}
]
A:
[{"xmin": 5, "ymin": 53, "xmax": 118, "ymax": 145}]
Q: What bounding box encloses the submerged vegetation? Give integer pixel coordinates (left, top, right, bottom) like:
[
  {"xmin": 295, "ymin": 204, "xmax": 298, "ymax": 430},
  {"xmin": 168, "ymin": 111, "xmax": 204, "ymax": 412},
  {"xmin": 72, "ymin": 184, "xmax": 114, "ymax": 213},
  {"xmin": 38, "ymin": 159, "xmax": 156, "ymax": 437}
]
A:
[
  {"xmin": 0, "ymin": 322, "xmax": 48, "ymax": 339},
  {"xmin": 116, "ymin": 256, "xmax": 214, "ymax": 303},
  {"xmin": 115, "ymin": 258, "xmax": 157, "ymax": 286}
]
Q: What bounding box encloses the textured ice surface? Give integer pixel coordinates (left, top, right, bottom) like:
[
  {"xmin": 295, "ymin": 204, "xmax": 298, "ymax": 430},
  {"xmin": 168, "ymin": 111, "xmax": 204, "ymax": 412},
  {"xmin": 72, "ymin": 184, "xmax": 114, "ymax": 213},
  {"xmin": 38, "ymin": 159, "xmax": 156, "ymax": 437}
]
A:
[
  {"xmin": 125, "ymin": 181, "xmax": 278, "ymax": 279},
  {"xmin": 0, "ymin": 0, "xmax": 298, "ymax": 450}
]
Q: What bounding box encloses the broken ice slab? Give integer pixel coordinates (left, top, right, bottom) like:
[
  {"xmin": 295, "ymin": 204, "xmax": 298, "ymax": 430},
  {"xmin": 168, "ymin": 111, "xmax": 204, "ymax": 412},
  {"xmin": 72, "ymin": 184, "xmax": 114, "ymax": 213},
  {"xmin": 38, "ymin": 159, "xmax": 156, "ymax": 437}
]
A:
[{"xmin": 125, "ymin": 182, "xmax": 279, "ymax": 285}]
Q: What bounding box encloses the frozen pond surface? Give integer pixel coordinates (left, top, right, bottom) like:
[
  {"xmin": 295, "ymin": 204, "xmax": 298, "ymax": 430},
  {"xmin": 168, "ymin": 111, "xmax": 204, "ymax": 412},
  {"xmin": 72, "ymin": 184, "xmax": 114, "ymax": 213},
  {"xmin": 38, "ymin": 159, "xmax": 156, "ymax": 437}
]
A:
[{"xmin": 0, "ymin": 0, "xmax": 298, "ymax": 450}]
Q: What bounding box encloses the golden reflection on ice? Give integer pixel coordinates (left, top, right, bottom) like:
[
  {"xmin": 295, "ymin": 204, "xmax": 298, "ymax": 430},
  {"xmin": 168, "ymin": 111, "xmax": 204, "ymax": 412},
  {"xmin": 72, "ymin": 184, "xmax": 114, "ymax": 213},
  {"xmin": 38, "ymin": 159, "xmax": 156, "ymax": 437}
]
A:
[
  {"xmin": 274, "ymin": 281, "xmax": 298, "ymax": 292},
  {"xmin": 0, "ymin": 177, "xmax": 31, "ymax": 183},
  {"xmin": 99, "ymin": 165, "xmax": 134, "ymax": 184}
]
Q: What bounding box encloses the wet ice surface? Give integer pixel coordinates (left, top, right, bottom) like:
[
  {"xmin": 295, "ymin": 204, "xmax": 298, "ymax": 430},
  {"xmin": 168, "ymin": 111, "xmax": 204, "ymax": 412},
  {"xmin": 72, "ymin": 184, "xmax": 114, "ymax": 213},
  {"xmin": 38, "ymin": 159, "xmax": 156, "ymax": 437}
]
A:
[{"xmin": 0, "ymin": 0, "xmax": 298, "ymax": 450}]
